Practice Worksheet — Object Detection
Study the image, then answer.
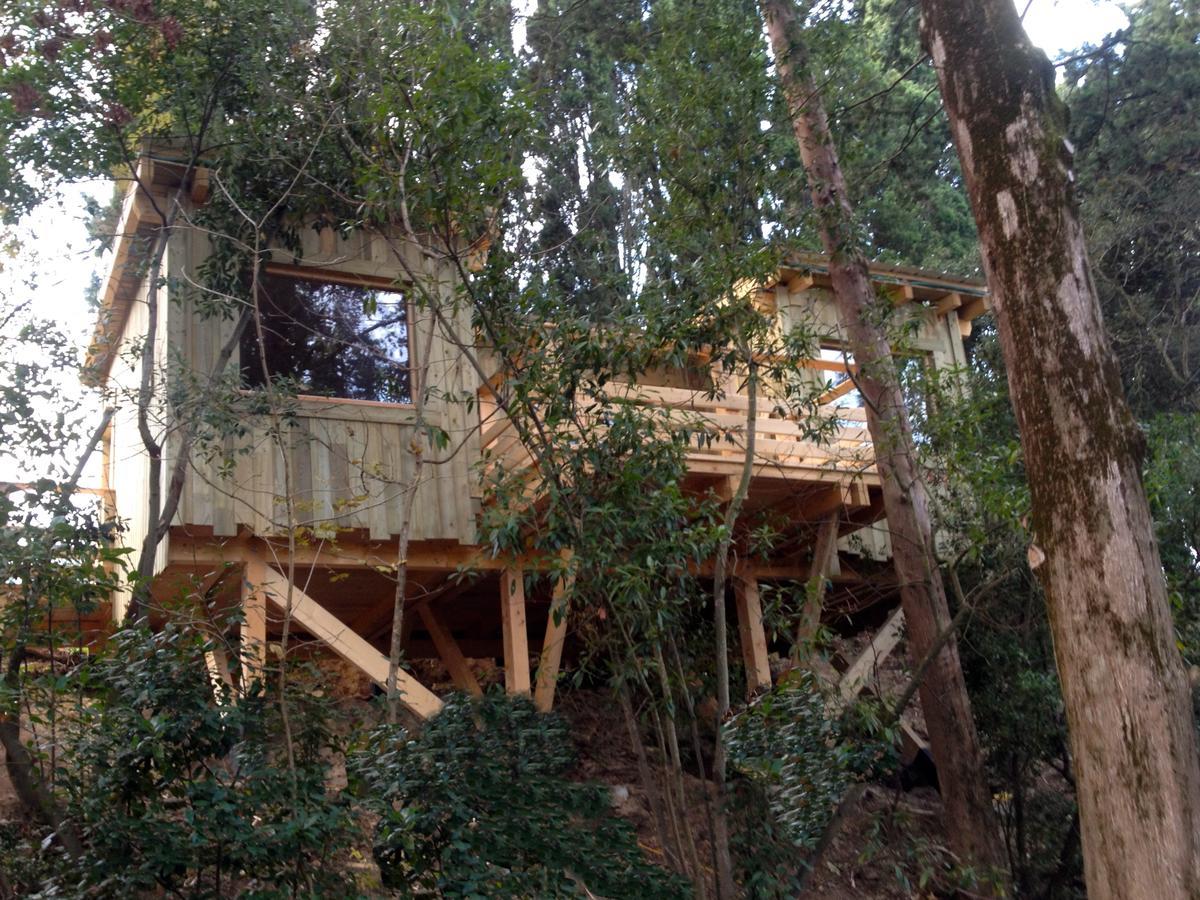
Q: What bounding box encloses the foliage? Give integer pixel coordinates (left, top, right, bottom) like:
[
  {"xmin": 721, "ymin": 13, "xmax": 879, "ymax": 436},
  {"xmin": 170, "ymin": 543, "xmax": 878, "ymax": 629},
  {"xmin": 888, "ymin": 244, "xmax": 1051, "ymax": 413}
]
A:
[
  {"xmin": 0, "ymin": 0, "xmax": 315, "ymax": 220},
  {"xmin": 724, "ymin": 671, "xmax": 849, "ymax": 851},
  {"xmin": 1145, "ymin": 413, "xmax": 1200, "ymax": 660},
  {"xmin": 1064, "ymin": 0, "xmax": 1200, "ymax": 418},
  {"xmin": 49, "ymin": 621, "xmax": 355, "ymax": 898},
  {"xmin": 348, "ymin": 691, "xmax": 690, "ymax": 899}
]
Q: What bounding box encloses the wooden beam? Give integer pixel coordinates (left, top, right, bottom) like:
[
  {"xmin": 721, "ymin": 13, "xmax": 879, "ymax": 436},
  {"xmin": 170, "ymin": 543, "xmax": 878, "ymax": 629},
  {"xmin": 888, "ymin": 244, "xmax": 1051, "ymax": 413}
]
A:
[
  {"xmin": 817, "ymin": 377, "xmax": 858, "ymax": 405},
  {"xmin": 500, "ymin": 567, "xmax": 531, "ymax": 696},
  {"xmin": 734, "ymin": 576, "xmax": 772, "ymax": 696},
  {"xmin": 246, "ymin": 551, "xmax": 443, "ymax": 718},
  {"xmin": 887, "ymin": 284, "xmax": 915, "ymax": 304},
  {"xmin": 169, "ymin": 531, "xmax": 527, "ymax": 573},
  {"xmin": 786, "ymin": 273, "xmax": 814, "ymax": 294},
  {"xmin": 959, "ymin": 295, "xmax": 990, "ymax": 321},
  {"xmin": 711, "ymin": 476, "xmax": 736, "ymax": 505},
  {"xmin": 417, "ymin": 604, "xmax": 482, "ymax": 697},
  {"xmin": 534, "ymin": 552, "xmax": 574, "ymax": 713},
  {"xmin": 935, "ymin": 291, "xmax": 963, "ymax": 316},
  {"xmin": 241, "ymin": 556, "xmax": 270, "ymax": 686},
  {"xmin": 189, "ymin": 166, "xmax": 211, "ymax": 205},
  {"xmin": 797, "ymin": 514, "xmax": 840, "ymax": 651},
  {"xmin": 839, "ymin": 607, "xmax": 906, "ymax": 704}
]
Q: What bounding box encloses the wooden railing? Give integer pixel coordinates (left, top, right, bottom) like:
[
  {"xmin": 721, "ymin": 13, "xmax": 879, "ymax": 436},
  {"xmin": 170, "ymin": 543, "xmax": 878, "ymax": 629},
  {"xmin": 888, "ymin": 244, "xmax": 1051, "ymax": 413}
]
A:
[{"xmin": 477, "ymin": 371, "xmax": 877, "ymax": 489}]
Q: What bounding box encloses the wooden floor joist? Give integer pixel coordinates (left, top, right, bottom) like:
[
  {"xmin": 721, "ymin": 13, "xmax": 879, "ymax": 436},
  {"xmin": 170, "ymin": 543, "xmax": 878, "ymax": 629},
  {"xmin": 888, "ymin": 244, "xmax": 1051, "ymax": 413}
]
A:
[
  {"xmin": 500, "ymin": 567, "xmax": 531, "ymax": 696},
  {"xmin": 245, "ymin": 551, "xmax": 444, "ymax": 719},
  {"xmin": 734, "ymin": 575, "xmax": 772, "ymax": 695},
  {"xmin": 533, "ymin": 554, "xmax": 574, "ymax": 713}
]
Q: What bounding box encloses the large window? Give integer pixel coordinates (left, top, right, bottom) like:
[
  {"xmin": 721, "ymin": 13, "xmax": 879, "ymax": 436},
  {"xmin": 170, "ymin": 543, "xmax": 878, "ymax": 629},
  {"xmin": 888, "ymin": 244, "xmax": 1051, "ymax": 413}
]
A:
[{"xmin": 241, "ymin": 271, "xmax": 412, "ymax": 404}]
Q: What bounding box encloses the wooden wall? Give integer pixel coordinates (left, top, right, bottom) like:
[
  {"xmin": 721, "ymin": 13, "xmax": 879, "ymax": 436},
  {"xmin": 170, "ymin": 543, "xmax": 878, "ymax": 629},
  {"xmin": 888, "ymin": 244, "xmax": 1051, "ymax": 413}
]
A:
[
  {"xmin": 166, "ymin": 219, "xmax": 482, "ymax": 546},
  {"xmin": 104, "ymin": 196, "xmax": 976, "ymax": 572}
]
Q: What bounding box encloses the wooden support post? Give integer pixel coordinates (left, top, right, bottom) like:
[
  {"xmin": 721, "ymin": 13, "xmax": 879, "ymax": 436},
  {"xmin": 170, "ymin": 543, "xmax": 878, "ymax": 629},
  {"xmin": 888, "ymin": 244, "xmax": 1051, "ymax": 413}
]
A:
[
  {"xmin": 534, "ymin": 552, "xmax": 575, "ymax": 713},
  {"xmin": 734, "ymin": 576, "xmax": 772, "ymax": 696},
  {"xmin": 241, "ymin": 556, "xmax": 269, "ymax": 686},
  {"xmin": 417, "ymin": 604, "xmax": 482, "ymax": 697},
  {"xmin": 204, "ymin": 647, "xmax": 234, "ymax": 696},
  {"xmin": 839, "ymin": 607, "xmax": 906, "ymax": 704},
  {"xmin": 797, "ymin": 513, "xmax": 840, "ymax": 651},
  {"xmin": 500, "ymin": 567, "xmax": 531, "ymax": 696},
  {"xmin": 246, "ymin": 551, "xmax": 443, "ymax": 718}
]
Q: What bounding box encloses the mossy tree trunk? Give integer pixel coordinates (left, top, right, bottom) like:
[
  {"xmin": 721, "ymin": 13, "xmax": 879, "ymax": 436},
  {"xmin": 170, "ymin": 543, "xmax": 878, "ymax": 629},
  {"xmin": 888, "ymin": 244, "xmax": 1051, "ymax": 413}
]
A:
[
  {"xmin": 760, "ymin": 0, "xmax": 1006, "ymax": 880},
  {"xmin": 918, "ymin": 1, "xmax": 1200, "ymax": 895}
]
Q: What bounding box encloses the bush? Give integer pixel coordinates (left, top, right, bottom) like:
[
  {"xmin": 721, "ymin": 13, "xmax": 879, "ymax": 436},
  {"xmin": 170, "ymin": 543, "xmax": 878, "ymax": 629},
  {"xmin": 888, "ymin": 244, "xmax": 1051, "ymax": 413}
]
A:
[
  {"xmin": 52, "ymin": 621, "xmax": 356, "ymax": 898},
  {"xmin": 348, "ymin": 690, "xmax": 690, "ymax": 899}
]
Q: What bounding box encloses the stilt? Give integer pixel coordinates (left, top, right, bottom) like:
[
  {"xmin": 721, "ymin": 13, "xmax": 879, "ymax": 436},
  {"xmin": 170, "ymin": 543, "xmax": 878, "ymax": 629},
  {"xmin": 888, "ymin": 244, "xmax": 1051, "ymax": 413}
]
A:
[
  {"xmin": 241, "ymin": 555, "xmax": 269, "ymax": 686},
  {"xmin": 734, "ymin": 575, "xmax": 772, "ymax": 695},
  {"xmin": 796, "ymin": 513, "xmax": 840, "ymax": 652},
  {"xmin": 534, "ymin": 552, "xmax": 574, "ymax": 712},
  {"xmin": 418, "ymin": 603, "xmax": 482, "ymax": 697},
  {"xmin": 500, "ymin": 567, "xmax": 531, "ymax": 696}
]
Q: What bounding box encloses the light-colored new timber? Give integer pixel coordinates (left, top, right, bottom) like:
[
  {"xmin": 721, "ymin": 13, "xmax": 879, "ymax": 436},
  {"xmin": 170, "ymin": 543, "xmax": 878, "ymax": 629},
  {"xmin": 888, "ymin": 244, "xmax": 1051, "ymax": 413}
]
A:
[
  {"xmin": 242, "ymin": 555, "xmax": 270, "ymax": 685},
  {"xmin": 534, "ymin": 553, "xmax": 574, "ymax": 712},
  {"xmin": 247, "ymin": 551, "xmax": 444, "ymax": 718},
  {"xmin": 417, "ymin": 604, "xmax": 482, "ymax": 697},
  {"xmin": 734, "ymin": 576, "xmax": 772, "ymax": 695},
  {"xmin": 500, "ymin": 567, "xmax": 531, "ymax": 696},
  {"xmin": 839, "ymin": 607, "xmax": 906, "ymax": 703}
]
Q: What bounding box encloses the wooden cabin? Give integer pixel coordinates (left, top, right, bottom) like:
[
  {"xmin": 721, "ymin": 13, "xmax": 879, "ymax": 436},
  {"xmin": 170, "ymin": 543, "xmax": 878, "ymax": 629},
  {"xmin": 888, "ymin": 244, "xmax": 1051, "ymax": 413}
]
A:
[{"xmin": 90, "ymin": 157, "xmax": 988, "ymax": 718}]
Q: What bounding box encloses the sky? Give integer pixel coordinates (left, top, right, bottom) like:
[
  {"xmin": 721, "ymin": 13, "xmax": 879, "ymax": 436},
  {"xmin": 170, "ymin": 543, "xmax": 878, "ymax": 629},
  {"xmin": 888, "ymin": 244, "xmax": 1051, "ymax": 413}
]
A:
[{"xmin": 0, "ymin": 0, "xmax": 1131, "ymax": 484}]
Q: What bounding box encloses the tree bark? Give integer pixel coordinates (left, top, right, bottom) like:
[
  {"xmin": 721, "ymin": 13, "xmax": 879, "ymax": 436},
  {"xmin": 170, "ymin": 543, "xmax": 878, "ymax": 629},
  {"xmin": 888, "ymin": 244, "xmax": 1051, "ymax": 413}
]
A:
[
  {"xmin": 918, "ymin": 2, "xmax": 1200, "ymax": 895},
  {"xmin": 760, "ymin": 0, "xmax": 1006, "ymax": 879}
]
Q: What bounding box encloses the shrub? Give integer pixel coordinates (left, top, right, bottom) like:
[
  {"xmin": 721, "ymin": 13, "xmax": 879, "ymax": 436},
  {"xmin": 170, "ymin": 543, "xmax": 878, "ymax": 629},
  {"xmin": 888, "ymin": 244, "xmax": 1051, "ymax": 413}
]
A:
[{"xmin": 348, "ymin": 690, "xmax": 690, "ymax": 899}]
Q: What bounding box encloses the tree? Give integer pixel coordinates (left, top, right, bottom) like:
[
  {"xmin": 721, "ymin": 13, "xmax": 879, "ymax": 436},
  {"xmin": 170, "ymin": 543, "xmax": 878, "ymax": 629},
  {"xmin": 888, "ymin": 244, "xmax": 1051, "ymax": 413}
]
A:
[
  {"xmin": 759, "ymin": 0, "xmax": 1006, "ymax": 881},
  {"xmin": 1064, "ymin": 0, "xmax": 1200, "ymax": 419},
  {"xmin": 918, "ymin": 1, "xmax": 1200, "ymax": 895}
]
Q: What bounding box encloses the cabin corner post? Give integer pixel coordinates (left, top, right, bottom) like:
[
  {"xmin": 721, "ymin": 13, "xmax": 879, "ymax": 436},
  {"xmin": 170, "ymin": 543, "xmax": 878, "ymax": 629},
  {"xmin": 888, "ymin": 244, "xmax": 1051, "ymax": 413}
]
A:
[{"xmin": 500, "ymin": 567, "xmax": 531, "ymax": 696}]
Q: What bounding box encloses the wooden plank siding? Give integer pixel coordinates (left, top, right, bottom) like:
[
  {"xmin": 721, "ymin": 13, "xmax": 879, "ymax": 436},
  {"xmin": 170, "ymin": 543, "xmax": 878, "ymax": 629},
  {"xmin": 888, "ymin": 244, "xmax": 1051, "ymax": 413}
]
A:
[{"xmin": 178, "ymin": 399, "xmax": 477, "ymax": 544}]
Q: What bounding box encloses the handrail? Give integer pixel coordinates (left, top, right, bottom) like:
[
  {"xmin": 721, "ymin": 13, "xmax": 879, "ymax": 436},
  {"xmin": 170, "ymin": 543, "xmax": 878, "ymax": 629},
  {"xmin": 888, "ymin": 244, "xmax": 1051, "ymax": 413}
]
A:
[{"xmin": 477, "ymin": 371, "xmax": 876, "ymax": 484}]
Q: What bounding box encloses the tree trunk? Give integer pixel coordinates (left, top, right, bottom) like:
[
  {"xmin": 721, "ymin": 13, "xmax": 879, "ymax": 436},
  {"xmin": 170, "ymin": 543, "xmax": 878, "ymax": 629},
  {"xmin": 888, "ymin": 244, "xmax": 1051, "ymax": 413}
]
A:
[
  {"xmin": 760, "ymin": 0, "xmax": 1006, "ymax": 879},
  {"xmin": 918, "ymin": 2, "xmax": 1200, "ymax": 895}
]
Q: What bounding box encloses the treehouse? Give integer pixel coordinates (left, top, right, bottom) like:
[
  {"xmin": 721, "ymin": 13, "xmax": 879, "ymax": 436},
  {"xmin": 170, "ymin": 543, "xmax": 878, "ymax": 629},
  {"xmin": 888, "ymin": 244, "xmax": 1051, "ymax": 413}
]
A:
[{"xmin": 91, "ymin": 156, "xmax": 988, "ymax": 719}]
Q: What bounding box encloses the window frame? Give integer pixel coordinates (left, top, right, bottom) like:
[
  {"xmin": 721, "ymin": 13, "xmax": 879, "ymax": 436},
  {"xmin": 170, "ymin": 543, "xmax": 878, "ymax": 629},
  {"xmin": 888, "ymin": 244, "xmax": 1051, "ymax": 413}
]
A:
[{"xmin": 244, "ymin": 263, "xmax": 418, "ymax": 409}]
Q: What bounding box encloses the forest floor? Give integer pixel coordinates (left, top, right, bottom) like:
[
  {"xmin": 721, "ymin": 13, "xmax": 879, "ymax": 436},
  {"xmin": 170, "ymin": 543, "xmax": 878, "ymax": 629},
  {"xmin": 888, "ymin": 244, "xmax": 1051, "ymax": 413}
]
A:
[{"xmin": 559, "ymin": 683, "xmax": 956, "ymax": 900}]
